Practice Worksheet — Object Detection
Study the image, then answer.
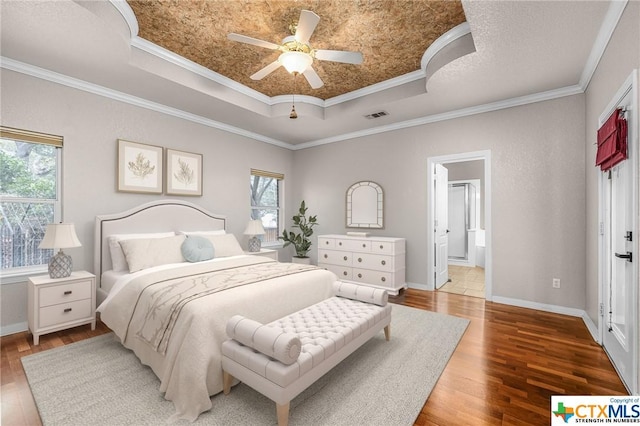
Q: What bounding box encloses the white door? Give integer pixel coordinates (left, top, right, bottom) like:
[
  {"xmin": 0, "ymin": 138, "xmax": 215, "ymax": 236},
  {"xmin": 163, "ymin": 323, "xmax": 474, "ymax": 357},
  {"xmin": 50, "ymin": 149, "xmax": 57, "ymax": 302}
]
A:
[
  {"xmin": 599, "ymin": 73, "xmax": 637, "ymax": 394},
  {"xmin": 434, "ymin": 164, "xmax": 449, "ymax": 288},
  {"xmin": 603, "ymin": 158, "xmax": 636, "ymax": 392}
]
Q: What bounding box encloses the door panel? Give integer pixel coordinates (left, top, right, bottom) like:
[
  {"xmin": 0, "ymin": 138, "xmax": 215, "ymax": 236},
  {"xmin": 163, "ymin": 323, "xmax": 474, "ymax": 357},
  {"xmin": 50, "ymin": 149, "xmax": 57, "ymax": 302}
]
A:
[
  {"xmin": 603, "ymin": 161, "xmax": 634, "ymax": 389},
  {"xmin": 434, "ymin": 164, "xmax": 449, "ymax": 288}
]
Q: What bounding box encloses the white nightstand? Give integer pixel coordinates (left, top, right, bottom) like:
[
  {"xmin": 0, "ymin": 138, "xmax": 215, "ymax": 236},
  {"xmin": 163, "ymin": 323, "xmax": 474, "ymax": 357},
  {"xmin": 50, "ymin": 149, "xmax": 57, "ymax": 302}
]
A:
[
  {"xmin": 28, "ymin": 271, "xmax": 96, "ymax": 345},
  {"xmin": 244, "ymin": 248, "xmax": 278, "ymax": 261}
]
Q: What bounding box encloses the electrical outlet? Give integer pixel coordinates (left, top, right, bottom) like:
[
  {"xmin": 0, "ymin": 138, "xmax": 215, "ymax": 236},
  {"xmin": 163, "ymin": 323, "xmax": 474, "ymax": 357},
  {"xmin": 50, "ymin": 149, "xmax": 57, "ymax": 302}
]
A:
[{"xmin": 553, "ymin": 278, "xmax": 561, "ymax": 289}]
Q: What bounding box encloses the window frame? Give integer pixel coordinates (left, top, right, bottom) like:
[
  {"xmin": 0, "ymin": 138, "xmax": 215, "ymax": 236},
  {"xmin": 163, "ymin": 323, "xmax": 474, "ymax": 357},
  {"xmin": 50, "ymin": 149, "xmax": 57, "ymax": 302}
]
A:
[
  {"xmin": 250, "ymin": 169, "xmax": 284, "ymax": 248},
  {"xmin": 0, "ymin": 127, "xmax": 63, "ymax": 283}
]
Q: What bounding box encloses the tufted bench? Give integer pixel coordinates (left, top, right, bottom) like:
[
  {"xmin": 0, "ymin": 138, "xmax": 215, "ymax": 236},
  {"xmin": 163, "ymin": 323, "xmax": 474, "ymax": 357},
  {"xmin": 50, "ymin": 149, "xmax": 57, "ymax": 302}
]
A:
[{"xmin": 221, "ymin": 281, "xmax": 391, "ymax": 426}]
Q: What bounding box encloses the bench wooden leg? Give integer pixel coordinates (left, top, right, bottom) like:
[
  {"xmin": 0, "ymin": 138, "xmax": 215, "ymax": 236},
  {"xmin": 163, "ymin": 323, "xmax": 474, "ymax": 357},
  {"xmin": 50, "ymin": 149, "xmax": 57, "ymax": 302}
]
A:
[
  {"xmin": 384, "ymin": 324, "xmax": 391, "ymax": 341},
  {"xmin": 223, "ymin": 371, "xmax": 233, "ymax": 394},
  {"xmin": 276, "ymin": 402, "xmax": 290, "ymax": 426}
]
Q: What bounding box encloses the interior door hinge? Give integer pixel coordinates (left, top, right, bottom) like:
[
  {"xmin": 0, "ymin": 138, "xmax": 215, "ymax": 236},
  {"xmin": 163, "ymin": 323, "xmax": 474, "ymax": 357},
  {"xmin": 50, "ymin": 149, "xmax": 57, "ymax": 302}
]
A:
[
  {"xmin": 599, "ymin": 222, "xmax": 605, "ymax": 235},
  {"xmin": 599, "ymin": 303, "xmax": 604, "ymax": 316}
]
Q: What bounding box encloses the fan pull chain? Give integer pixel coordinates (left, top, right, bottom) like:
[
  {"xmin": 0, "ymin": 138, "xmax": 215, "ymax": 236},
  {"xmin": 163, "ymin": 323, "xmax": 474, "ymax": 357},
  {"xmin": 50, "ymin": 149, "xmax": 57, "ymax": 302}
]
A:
[{"xmin": 290, "ymin": 73, "xmax": 298, "ymax": 119}]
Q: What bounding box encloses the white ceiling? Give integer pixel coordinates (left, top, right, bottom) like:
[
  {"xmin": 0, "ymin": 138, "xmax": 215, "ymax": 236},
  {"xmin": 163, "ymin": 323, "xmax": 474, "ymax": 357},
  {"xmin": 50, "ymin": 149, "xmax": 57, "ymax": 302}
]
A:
[{"xmin": 1, "ymin": 1, "xmax": 618, "ymax": 149}]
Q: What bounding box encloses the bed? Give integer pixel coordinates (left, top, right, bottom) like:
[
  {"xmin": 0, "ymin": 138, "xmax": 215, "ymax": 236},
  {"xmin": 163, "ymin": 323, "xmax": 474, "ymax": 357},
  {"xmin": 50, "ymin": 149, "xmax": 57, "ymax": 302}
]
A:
[{"xmin": 93, "ymin": 200, "xmax": 336, "ymax": 421}]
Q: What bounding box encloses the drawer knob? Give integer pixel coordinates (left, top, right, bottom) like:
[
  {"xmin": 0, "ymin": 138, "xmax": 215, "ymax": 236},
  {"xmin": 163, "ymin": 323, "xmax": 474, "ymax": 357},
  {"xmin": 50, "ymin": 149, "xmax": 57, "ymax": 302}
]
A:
[
  {"xmin": 380, "ymin": 245, "xmax": 384, "ymax": 249},
  {"xmin": 325, "ymin": 241, "xmax": 329, "ymax": 245},
  {"xmin": 343, "ymin": 256, "xmax": 348, "ymax": 261},
  {"xmin": 343, "ymin": 271, "xmax": 348, "ymax": 276},
  {"xmin": 64, "ymin": 290, "xmax": 72, "ymax": 295},
  {"xmin": 358, "ymin": 273, "xmax": 362, "ymax": 278},
  {"xmin": 381, "ymin": 277, "xmax": 386, "ymax": 282},
  {"xmin": 339, "ymin": 242, "xmax": 342, "ymax": 246},
  {"xmin": 324, "ymin": 254, "xmax": 328, "ymax": 259},
  {"xmin": 358, "ymin": 258, "xmax": 362, "ymax": 262},
  {"xmin": 381, "ymin": 260, "xmax": 386, "ymax": 266},
  {"xmin": 362, "ymin": 243, "xmax": 366, "ymax": 248},
  {"xmin": 64, "ymin": 308, "xmax": 72, "ymax": 313}
]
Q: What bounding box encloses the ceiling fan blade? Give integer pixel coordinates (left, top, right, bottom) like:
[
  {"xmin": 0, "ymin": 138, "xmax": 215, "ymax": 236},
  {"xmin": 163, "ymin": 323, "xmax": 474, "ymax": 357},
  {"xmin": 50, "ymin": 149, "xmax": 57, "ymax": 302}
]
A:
[
  {"xmin": 294, "ymin": 10, "xmax": 320, "ymax": 44},
  {"xmin": 303, "ymin": 67, "xmax": 324, "ymax": 89},
  {"xmin": 228, "ymin": 33, "xmax": 280, "ymax": 50},
  {"xmin": 315, "ymin": 49, "xmax": 363, "ymax": 65},
  {"xmin": 250, "ymin": 61, "xmax": 282, "ymax": 80}
]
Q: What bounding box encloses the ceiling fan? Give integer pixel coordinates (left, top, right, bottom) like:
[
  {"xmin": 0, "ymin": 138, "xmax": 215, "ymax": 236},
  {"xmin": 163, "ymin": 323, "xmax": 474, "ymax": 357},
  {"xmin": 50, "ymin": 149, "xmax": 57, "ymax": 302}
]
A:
[{"xmin": 227, "ymin": 10, "xmax": 363, "ymax": 89}]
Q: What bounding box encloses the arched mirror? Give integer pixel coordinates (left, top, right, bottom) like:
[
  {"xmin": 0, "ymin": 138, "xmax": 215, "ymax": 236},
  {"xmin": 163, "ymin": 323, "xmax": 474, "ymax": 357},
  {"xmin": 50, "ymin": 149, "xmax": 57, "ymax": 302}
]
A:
[{"xmin": 346, "ymin": 181, "xmax": 383, "ymax": 228}]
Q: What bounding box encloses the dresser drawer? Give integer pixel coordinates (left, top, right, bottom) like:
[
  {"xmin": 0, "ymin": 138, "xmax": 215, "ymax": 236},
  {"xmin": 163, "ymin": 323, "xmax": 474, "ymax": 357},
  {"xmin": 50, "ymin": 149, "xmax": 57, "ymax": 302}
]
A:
[
  {"xmin": 351, "ymin": 268, "xmax": 392, "ymax": 287},
  {"xmin": 318, "ymin": 249, "xmax": 352, "ymax": 266},
  {"xmin": 39, "ymin": 299, "xmax": 92, "ymax": 328},
  {"xmin": 335, "ymin": 239, "xmax": 371, "ymax": 252},
  {"xmin": 319, "ymin": 263, "xmax": 352, "ymax": 280},
  {"xmin": 352, "ymin": 253, "xmax": 399, "ymax": 272},
  {"xmin": 318, "ymin": 237, "xmax": 335, "ymax": 249},
  {"xmin": 39, "ymin": 280, "xmax": 92, "ymax": 307},
  {"xmin": 370, "ymin": 240, "xmax": 401, "ymax": 255}
]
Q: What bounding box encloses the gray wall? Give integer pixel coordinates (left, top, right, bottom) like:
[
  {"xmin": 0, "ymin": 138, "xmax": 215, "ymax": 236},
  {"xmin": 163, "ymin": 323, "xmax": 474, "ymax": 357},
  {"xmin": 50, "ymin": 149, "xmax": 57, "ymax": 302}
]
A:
[
  {"xmin": 292, "ymin": 94, "xmax": 587, "ymax": 309},
  {"xmin": 584, "ymin": 1, "xmax": 640, "ymax": 328},
  {"xmin": 0, "ymin": 70, "xmax": 294, "ymax": 333}
]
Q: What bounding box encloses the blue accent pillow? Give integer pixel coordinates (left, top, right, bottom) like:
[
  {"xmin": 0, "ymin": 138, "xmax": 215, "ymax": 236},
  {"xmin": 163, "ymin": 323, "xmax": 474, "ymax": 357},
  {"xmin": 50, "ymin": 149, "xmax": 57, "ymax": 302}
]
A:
[{"xmin": 181, "ymin": 236, "xmax": 215, "ymax": 262}]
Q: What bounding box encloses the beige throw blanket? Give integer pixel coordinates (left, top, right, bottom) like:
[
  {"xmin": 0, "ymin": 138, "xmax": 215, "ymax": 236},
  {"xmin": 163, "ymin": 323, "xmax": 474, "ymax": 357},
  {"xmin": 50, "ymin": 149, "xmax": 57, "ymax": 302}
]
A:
[{"xmin": 133, "ymin": 260, "xmax": 320, "ymax": 354}]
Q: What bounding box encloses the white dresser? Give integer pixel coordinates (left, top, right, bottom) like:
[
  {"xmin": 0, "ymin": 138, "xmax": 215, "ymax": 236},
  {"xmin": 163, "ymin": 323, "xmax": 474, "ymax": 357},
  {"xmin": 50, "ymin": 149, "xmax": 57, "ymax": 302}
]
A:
[{"xmin": 317, "ymin": 234, "xmax": 406, "ymax": 295}]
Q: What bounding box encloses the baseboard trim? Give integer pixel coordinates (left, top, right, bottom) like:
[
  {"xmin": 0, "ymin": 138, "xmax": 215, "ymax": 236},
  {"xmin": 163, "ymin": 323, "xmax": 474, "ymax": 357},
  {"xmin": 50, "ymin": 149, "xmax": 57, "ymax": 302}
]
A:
[
  {"xmin": 492, "ymin": 296, "xmax": 585, "ymax": 317},
  {"xmin": 407, "ymin": 282, "xmax": 430, "ymax": 291},
  {"xmin": 581, "ymin": 312, "xmax": 601, "ymax": 344},
  {"xmin": 1, "ymin": 321, "xmax": 28, "ymax": 337}
]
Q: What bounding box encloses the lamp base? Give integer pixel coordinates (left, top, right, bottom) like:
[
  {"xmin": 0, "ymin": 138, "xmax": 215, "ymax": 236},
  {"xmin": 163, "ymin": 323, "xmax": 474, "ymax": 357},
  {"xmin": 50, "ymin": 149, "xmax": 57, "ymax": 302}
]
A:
[
  {"xmin": 248, "ymin": 236, "xmax": 261, "ymax": 252},
  {"xmin": 48, "ymin": 249, "xmax": 72, "ymax": 278}
]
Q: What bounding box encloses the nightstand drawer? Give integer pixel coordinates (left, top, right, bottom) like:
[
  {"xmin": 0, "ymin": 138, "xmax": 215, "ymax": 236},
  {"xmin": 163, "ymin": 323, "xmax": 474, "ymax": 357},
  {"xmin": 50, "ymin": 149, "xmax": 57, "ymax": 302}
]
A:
[
  {"xmin": 39, "ymin": 280, "xmax": 92, "ymax": 307},
  {"xmin": 39, "ymin": 299, "xmax": 92, "ymax": 328}
]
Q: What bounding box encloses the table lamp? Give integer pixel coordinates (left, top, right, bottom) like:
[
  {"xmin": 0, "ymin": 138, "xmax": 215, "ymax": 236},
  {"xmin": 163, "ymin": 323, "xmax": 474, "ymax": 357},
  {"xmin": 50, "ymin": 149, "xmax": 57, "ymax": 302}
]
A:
[
  {"xmin": 244, "ymin": 220, "xmax": 266, "ymax": 252},
  {"xmin": 39, "ymin": 223, "xmax": 82, "ymax": 278}
]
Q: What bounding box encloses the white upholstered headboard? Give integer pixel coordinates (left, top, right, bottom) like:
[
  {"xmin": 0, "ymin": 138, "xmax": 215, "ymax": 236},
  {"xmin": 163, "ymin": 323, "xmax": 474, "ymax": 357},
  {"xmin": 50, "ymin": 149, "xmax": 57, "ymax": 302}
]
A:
[{"xmin": 94, "ymin": 200, "xmax": 226, "ymax": 289}]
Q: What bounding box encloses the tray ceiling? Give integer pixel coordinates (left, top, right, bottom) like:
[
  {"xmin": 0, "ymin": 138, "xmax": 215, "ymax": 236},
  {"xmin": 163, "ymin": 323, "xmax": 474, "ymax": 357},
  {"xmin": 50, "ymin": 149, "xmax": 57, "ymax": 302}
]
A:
[{"xmin": 127, "ymin": 0, "xmax": 466, "ymax": 100}]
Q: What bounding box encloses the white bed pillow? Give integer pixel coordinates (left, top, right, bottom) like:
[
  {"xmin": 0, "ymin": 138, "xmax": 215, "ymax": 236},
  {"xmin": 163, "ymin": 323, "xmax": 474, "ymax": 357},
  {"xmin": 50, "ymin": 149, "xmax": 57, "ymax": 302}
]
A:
[
  {"xmin": 119, "ymin": 234, "xmax": 186, "ymax": 273},
  {"xmin": 178, "ymin": 230, "xmax": 226, "ymax": 236},
  {"xmin": 205, "ymin": 233, "xmax": 245, "ymax": 257},
  {"xmin": 108, "ymin": 232, "xmax": 175, "ymax": 272}
]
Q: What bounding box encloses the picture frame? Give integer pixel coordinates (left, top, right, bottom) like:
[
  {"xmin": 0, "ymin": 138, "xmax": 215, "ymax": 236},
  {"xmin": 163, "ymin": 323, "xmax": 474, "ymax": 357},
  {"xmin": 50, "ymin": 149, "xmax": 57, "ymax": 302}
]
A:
[
  {"xmin": 166, "ymin": 149, "xmax": 203, "ymax": 196},
  {"xmin": 117, "ymin": 139, "xmax": 163, "ymax": 194}
]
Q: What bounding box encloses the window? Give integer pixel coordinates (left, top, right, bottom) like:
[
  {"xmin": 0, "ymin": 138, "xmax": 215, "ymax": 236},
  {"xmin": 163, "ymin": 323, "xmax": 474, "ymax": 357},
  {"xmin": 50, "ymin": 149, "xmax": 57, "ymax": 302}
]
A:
[
  {"xmin": 0, "ymin": 127, "xmax": 62, "ymax": 276},
  {"xmin": 250, "ymin": 169, "xmax": 283, "ymax": 246}
]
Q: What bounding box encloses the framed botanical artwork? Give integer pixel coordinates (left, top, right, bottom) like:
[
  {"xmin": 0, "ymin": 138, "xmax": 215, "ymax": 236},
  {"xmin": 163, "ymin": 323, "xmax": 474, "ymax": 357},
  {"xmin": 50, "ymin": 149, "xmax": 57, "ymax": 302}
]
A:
[
  {"xmin": 166, "ymin": 149, "xmax": 203, "ymax": 196},
  {"xmin": 117, "ymin": 139, "xmax": 163, "ymax": 194}
]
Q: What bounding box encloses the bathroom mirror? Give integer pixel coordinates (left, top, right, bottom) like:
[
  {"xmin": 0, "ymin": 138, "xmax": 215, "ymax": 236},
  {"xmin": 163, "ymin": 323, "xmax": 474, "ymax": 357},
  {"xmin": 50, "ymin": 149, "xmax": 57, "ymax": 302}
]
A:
[{"xmin": 346, "ymin": 181, "xmax": 384, "ymax": 228}]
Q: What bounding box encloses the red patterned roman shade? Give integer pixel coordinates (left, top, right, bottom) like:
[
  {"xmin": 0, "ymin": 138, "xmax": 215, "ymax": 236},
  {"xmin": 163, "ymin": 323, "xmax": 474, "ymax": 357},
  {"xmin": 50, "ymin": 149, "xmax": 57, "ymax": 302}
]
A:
[{"xmin": 595, "ymin": 108, "xmax": 628, "ymax": 171}]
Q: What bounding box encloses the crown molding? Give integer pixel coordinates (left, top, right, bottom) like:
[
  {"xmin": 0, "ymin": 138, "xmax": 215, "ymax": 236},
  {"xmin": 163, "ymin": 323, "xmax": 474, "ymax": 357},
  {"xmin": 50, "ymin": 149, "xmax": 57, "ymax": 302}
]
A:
[
  {"xmin": 292, "ymin": 84, "xmax": 584, "ymax": 150},
  {"xmin": 0, "ymin": 57, "xmax": 290, "ymax": 149},
  {"xmin": 579, "ymin": 0, "xmax": 628, "ymax": 90},
  {"xmin": 109, "ymin": 0, "xmax": 138, "ymax": 37}
]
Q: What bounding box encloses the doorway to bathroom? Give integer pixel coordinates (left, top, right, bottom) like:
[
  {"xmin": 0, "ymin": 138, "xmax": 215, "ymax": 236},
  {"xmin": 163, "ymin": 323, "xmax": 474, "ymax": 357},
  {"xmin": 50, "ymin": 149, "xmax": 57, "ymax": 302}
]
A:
[{"xmin": 427, "ymin": 151, "xmax": 492, "ymax": 299}]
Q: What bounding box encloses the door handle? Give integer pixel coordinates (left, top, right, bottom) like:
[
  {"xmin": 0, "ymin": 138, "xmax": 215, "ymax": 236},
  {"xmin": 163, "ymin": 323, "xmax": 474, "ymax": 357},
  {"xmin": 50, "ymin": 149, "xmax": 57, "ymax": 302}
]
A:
[{"xmin": 615, "ymin": 252, "xmax": 632, "ymax": 262}]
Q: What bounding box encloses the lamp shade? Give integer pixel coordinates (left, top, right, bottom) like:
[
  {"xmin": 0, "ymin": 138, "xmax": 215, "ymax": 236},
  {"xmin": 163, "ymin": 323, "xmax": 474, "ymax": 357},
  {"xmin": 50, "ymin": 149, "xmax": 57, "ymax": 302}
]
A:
[
  {"xmin": 244, "ymin": 220, "xmax": 266, "ymax": 236},
  {"xmin": 278, "ymin": 51, "xmax": 313, "ymax": 75},
  {"xmin": 39, "ymin": 223, "xmax": 82, "ymax": 249}
]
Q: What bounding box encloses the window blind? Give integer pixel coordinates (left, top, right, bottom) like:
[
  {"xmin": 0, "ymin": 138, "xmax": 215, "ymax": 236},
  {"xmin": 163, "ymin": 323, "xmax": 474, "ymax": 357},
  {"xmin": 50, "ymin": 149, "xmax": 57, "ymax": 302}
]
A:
[{"xmin": 0, "ymin": 126, "xmax": 63, "ymax": 147}]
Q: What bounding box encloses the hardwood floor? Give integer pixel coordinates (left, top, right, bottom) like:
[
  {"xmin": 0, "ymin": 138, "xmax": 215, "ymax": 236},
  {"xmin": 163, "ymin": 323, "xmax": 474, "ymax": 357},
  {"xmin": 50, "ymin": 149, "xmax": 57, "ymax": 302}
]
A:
[{"xmin": 1, "ymin": 289, "xmax": 627, "ymax": 425}]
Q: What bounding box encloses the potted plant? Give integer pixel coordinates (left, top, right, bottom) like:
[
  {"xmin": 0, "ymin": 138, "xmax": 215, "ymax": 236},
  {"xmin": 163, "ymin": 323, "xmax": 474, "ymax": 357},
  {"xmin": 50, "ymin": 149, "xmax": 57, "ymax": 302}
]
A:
[{"xmin": 279, "ymin": 200, "xmax": 318, "ymax": 264}]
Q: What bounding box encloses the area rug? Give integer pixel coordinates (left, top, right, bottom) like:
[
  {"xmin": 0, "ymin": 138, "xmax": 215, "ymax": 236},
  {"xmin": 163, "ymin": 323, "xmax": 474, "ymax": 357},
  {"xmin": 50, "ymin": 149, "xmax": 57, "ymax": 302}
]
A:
[{"xmin": 22, "ymin": 304, "xmax": 468, "ymax": 425}]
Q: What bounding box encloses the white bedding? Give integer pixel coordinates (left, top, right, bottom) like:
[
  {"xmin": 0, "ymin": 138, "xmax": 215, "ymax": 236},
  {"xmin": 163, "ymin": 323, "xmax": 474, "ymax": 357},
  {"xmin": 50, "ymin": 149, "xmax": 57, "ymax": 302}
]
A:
[{"xmin": 97, "ymin": 255, "xmax": 336, "ymax": 422}]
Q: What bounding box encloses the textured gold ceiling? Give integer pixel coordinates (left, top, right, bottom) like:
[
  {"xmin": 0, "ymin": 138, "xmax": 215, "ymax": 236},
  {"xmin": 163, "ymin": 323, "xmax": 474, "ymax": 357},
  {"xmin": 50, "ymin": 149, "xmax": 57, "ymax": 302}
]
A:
[{"xmin": 128, "ymin": 0, "xmax": 466, "ymax": 100}]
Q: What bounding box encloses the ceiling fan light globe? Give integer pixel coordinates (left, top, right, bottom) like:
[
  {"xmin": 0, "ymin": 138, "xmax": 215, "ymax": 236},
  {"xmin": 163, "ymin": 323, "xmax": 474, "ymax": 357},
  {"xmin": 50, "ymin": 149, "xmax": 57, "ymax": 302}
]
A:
[{"xmin": 279, "ymin": 51, "xmax": 313, "ymax": 75}]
